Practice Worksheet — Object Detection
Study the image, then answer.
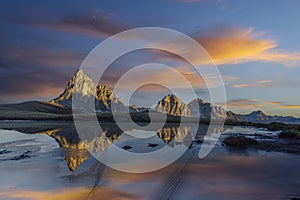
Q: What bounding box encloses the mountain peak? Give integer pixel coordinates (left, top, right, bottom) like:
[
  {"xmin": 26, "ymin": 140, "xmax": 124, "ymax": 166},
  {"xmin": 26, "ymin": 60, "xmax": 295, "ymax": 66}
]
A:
[
  {"xmin": 245, "ymin": 110, "xmax": 269, "ymax": 121},
  {"xmin": 164, "ymin": 94, "xmax": 180, "ymax": 101},
  {"xmin": 249, "ymin": 110, "xmax": 267, "ymax": 116},
  {"xmin": 50, "ymin": 69, "xmax": 127, "ymax": 112},
  {"xmin": 252, "ymin": 110, "xmax": 263, "ymax": 113},
  {"xmin": 155, "ymin": 94, "xmax": 190, "ymax": 116}
]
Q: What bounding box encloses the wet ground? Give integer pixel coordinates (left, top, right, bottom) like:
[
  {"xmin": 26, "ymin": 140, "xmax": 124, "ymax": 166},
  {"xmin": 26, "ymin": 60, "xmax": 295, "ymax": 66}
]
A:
[{"xmin": 0, "ymin": 122, "xmax": 299, "ymax": 200}]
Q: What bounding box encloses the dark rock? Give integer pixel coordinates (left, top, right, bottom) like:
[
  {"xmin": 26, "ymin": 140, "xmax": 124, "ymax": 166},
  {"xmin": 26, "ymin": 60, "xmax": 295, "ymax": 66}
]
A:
[
  {"xmin": 278, "ymin": 129, "xmax": 300, "ymax": 140},
  {"xmin": 223, "ymin": 135, "xmax": 259, "ymax": 148},
  {"xmin": 148, "ymin": 143, "xmax": 159, "ymax": 148},
  {"xmin": 123, "ymin": 145, "xmax": 132, "ymax": 150},
  {"xmin": 10, "ymin": 151, "xmax": 32, "ymax": 160},
  {"xmin": 287, "ymin": 196, "xmax": 300, "ymax": 200},
  {"xmin": 0, "ymin": 150, "xmax": 11, "ymax": 154}
]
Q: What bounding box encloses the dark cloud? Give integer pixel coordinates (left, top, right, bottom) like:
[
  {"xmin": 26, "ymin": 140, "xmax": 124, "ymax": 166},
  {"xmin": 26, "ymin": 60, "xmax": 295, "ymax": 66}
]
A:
[
  {"xmin": 0, "ymin": 44, "xmax": 85, "ymax": 102},
  {"xmin": 225, "ymin": 99, "xmax": 262, "ymax": 108},
  {"xmin": 1, "ymin": 9, "xmax": 130, "ymax": 39},
  {"xmin": 49, "ymin": 11, "xmax": 129, "ymax": 38},
  {"xmin": 0, "ymin": 7, "xmax": 130, "ymax": 102}
]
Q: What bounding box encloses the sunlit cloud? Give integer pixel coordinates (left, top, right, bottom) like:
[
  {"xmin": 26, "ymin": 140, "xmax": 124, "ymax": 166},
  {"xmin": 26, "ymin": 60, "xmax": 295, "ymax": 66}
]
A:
[
  {"xmin": 232, "ymin": 80, "xmax": 273, "ymax": 88},
  {"xmin": 19, "ymin": 12, "xmax": 300, "ymax": 66},
  {"xmin": 225, "ymin": 99, "xmax": 300, "ymax": 116},
  {"xmin": 225, "ymin": 99, "xmax": 262, "ymax": 108},
  {"xmin": 194, "ymin": 26, "xmax": 300, "ymax": 65},
  {"xmin": 0, "ymin": 187, "xmax": 143, "ymax": 200},
  {"xmin": 266, "ymin": 101, "xmax": 284, "ymax": 105},
  {"xmin": 150, "ymin": 25, "xmax": 300, "ymax": 66},
  {"xmin": 31, "ymin": 10, "xmax": 129, "ymax": 38},
  {"xmin": 280, "ymin": 104, "xmax": 300, "ymax": 109}
]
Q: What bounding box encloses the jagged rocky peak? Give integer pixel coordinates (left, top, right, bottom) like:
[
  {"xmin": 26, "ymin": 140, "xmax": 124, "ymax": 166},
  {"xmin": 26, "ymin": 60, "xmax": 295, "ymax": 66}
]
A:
[
  {"xmin": 63, "ymin": 69, "xmax": 97, "ymax": 97},
  {"xmin": 226, "ymin": 111, "xmax": 247, "ymax": 122},
  {"xmin": 50, "ymin": 69, "xmax": 127, "ymax": 112},
  {"xmin": 155, "ymin": 94, "xmax": 191, "ymax": 117},
  {"xmin": 96, "ymin": 84, "xmax": 114, "ymax": 104},
  {"xmin": 50, "ymin": 69, "xmax": 96, "ymax": 108},
  {"xmin": 188, "ymin": 98, "xmax": 226, "ymax": 120},
  {"xmin": 95, "ymin": 84, "xmax": 126, "ymax": 111},
  {"xmin": 188, "ymin": 98, "xmax": 247, "ymax": 121}
]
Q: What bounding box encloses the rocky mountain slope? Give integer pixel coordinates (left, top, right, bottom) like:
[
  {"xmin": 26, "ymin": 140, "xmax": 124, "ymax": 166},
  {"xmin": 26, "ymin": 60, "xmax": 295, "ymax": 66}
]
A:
[
  {"xmin": 244, "ymin": 110, "xmax": 300, "ymax": 124},
  {"xmin": 244, "ymin": 110, "xmax": 269, "ymax": 122},
  {"xmin": 155, "ymin": 95, "xmax": 245, "ymax": 122},
  {"xmin": 50, "ymin": 69, "xmax": 127, "ymax": 112},
  {"xmin": 0, "ymin": 69, "xmax": 298, "ymax": 124},
  {"xmin": 188, "ymin": 98, "xmax": 227, "ymax": 120},
  {"xmin": 155, "ymin": 94, "xmax": 191, "ymax": 117}
]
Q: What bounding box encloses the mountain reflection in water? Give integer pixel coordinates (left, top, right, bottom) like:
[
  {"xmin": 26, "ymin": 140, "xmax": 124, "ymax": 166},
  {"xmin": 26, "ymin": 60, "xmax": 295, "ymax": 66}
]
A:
[
  {"xmin": 12, "ymin": 122, "xmax": 224, "ymax": 171},
  {"xmin": 1, "ymin": 122, "xmax": 300, "ymax": 200}
]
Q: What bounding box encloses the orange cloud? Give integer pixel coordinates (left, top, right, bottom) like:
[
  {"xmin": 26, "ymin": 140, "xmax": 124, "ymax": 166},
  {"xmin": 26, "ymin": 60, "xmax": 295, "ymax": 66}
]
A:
[
  {"xmin": 0, "ymin": 187, "xmax": 142, "ymax": 200},
  {"xmin": 232, "ymin": 80, "xmax": 273, "ymax": 88},
  {"xmin": 280, "ymin": 104, "xmax": 300, "ymax": 109},
  {"xmin": 152, "ymin": 26, "xmax": 300, "ymax": 66},
  {"xmin": 225, "ymin": 99, "xmax": 262, "ymax": 108},
  {"xmin": 266, "ymin": 101, "xmax": 284, "ymax": 105},
  {"xmin": 194, "ymin": 26, "xmax": 300, "ymax": 65}
]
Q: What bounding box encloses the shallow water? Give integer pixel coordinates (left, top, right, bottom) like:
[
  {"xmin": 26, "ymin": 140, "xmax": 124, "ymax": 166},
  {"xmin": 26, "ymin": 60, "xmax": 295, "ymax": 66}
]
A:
[{"xmin": 0, "ymin": 123, "xmax": 299, "ymax": 200}]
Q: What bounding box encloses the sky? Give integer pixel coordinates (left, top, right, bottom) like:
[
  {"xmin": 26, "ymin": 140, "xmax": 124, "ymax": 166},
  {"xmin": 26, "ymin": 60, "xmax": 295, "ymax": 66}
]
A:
[{"xmin": 1, "ymin": 0, "xmax": 300, "ymax": 117}]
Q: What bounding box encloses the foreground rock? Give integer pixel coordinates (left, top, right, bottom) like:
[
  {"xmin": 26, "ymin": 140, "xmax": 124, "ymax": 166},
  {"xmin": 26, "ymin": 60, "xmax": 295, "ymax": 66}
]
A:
[
  {"xmin": 278, "ymin": 129, "xmax": 300, "ymax": 139},
  {"xmin": 223, "ymin": 135, "xmax": 259, "ymax": 148},
  {"xmin": 223, "ymin": 131, "xmax": 300, "ymax": 155}
]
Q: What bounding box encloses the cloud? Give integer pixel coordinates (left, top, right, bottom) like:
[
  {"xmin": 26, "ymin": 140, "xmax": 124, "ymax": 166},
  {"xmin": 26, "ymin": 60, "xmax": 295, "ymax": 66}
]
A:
[
  {"xmin": 0, "ymin": 9, "xmax": 128, "ymax": 39},
  {"xmin": 0, "ymin": 45, "xmax": 84, "ymax": 102},
  {"xmin": 0, "ymin": 187, "xmax": 143, "ymax": 200},
  {"xmin": 1, "ymin": 45, "xmax": 85, "ymax": 68},
  {"xmin": 232, "ymin": 80, "xmax": 273, "ymax": 88},
  {"xmin": 108, "ymin": 64, "xmax": 237, "ymax": 92},
  {"xmin": 28, "ymin": 9, "xmax": 129, "ymax": 38},
  {"xmin": 266, "ymin": 101, "xmax": 284, "ymax": 105},
  {"xmin": 158, "ymin": 25, "xmax": 300, "ymax": 66},
  {"xmin": 280, "ymin": 104, "xmax": 300, "ymax": 109},
  {"xmin": 193, "ymin": 26, "xmax": 300, "ymax": 65},
  {"xmin": 226, "ymin": 99, "xmax": 300, "ymax": 116},
  {"xmin": 11, "ymin": 12, "xmax": 300, "ymax": 66},
  {"xmin": 225, "ymin": 99, "xmax": 263, "ymax": 108}
]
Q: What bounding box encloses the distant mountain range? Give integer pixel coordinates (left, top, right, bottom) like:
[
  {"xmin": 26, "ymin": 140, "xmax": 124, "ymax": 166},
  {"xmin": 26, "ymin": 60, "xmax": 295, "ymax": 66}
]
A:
[
  {"xmin": 49, "ymin": 69, "xmax": 300, "ymax": 124},
  {"xmin": 0, "ymin": 69, "xmax": 299, "ymax": 124},
  {"xmin": 242, "ymin": 110, "xmax": 300, "ymax": 124}
]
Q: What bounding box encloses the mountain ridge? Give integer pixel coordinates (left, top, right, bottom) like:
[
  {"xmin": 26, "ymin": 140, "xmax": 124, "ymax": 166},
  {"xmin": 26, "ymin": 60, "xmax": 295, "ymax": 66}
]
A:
[
  {"xmin": 0, "ymin": 69, "xmax": 298, "ymax": 124},
  {"xmin": 46, "ymin": 69, "xmax": 300, "ymax": 124}
]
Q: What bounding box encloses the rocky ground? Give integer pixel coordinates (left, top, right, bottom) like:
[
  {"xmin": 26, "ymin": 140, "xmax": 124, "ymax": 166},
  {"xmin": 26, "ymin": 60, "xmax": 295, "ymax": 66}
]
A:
[{"xmin": 222, "ymin": 128, "xmax": 300, "ymax": 155}]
